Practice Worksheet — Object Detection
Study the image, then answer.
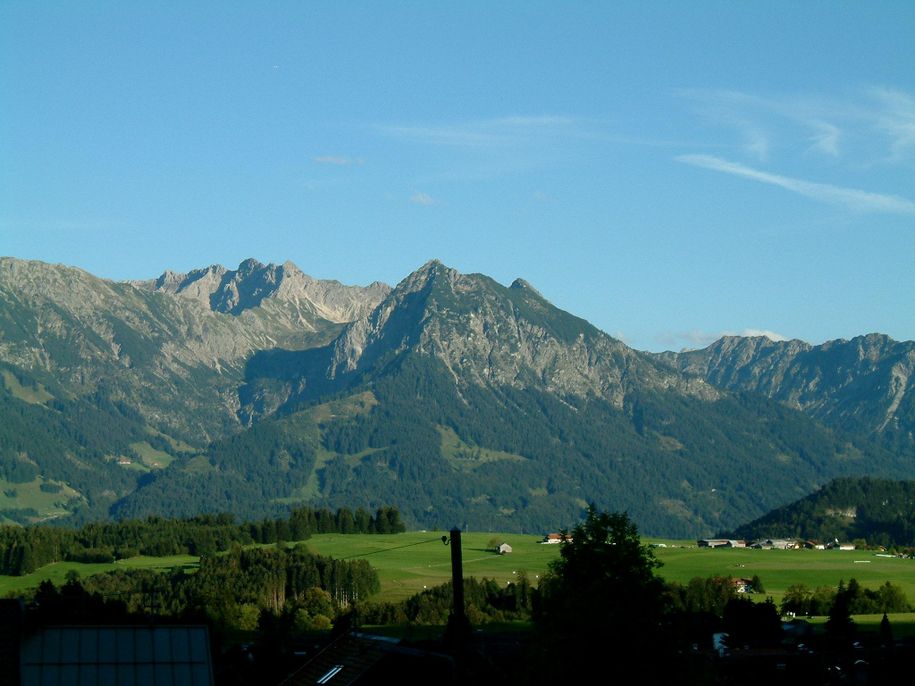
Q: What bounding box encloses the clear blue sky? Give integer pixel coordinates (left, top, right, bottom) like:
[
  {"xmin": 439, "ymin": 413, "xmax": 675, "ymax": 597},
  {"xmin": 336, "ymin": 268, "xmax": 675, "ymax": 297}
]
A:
[{"xmin": 2, "ymin": 1, "xmax": 913, "ymax": 352}]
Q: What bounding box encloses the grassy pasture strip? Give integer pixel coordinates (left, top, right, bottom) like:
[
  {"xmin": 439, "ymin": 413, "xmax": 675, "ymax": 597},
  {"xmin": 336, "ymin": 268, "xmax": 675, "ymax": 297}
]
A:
[
  {"xmin": 128, "ymin": 441, "xmax": 175, "ymax": 469},
  {"xmin": 303, "ymin": 532, "xmax": 560, "ymax": 603},
  {"xmin": 0, "ymin": 477, "xmax": 82, "ymax": 520},
  {"xmin": 653, "ymin": 545, "xmax": 915, "ymax": 607},
  {"xmin": 3, "ymin": 534, "xmax": 914, "ymax": 611},
  {"xmin": 0, "ymin": 555, "xmax": 198, "ymax": 597},
  {"xmin": 0, "ymin": 370, "xmax": 54, "ymax": 404},
  {"xmin": 303, "ymin": 535, "xmax": 915, "ymax": 606}
]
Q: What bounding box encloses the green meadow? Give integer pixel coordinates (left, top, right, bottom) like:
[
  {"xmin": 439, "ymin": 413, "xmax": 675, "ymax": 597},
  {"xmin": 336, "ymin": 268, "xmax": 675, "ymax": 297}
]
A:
[
  {"xmin": 3, "ymin": 532, "xmax": 914, "ymax": 619},
  {"xmin": 651, "ymin": 544, "xmax": 915, "ymax": 608},
  {"xmin": 301, "ymin": 531, "xmax": 559, "ymax": 602},
  {"xmin": 0, "ymin": 555, "xmax": 198, "ymax": 596},
  {"xmin": 301, "ymin": 534, "xmax": 915, "ymax": 608},
  {"xmin": 0, "ymin": 477, "xmax": 83, "ymax": 524}
]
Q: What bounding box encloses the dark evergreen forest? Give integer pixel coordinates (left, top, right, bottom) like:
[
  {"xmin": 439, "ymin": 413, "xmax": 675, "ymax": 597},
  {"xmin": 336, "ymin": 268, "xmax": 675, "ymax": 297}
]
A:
[
  {"xmin": 0, "ymin": 505, "xmax": 404, "ymax": 575},
  {"xmin": 727, "ymin": 477, "xmax": 915, "ymax": 547}
]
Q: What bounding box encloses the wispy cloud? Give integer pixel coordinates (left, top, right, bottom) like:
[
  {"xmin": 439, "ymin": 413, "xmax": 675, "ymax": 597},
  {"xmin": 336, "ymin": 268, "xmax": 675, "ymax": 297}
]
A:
[
  {"xmin": 489, "ymin": 115, "xmax": 577, "ymax": 129},
  {"xmin": 410, "ymin": 191, "xmax": 436, "ymax": 206},
  {"xmin": 377, "ymin": 115, "xmax": 583, "ymax": 148},
  {"xmin": 741, "ymin": 124, "xmax": 771, "ymax": 161},
  {"xmin": 376, "ymin": 114, "xmax": 710, "ymax": 155},
  {"xmin": 680, "ymin": 87, "xmax": 915, "ymax": 165},
  {"xmin": 677, "ymin": 154, "xmax": 915, "ymax": 214},
  {"xmin": 380, "ymin": 125, "xmax": 505, "ymax": 147},
  {"xmin": 312, "ymin": 155, "xmax": 363, "ymax": 166},
  {"xmin": 807, "ymin": 121, "xmax": 841, "ymax": 157},
  {"xmin": 655, "ymin": 328, "xmax": 793, "ymax": 351},
  {"xmin": 679, "ymin": 89, "xmax": 781, "ymax": 160},
  {"xmin": 867, "ymin": 87, "xmax": 915, "ymax": 161},
  {"xmin": 740, "ymin": 329, "xmax": 790, "ymax": 342}
]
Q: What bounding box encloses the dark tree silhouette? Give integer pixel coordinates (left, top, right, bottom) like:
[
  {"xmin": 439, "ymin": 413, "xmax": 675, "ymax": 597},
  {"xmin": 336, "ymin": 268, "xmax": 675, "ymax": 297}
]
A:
[{"xmin": 532, "ymin": 506, "xmax": 672, "ymax": 684}]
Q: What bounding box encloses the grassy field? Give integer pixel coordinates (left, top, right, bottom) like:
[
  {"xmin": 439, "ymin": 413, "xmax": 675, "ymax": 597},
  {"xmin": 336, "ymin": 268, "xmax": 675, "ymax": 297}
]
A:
[
  {"xmin": 0, "ymin": 476, "xmax": 83, "ymax": 523},
  {"xmin": 301, "ymin": 534, "xmax": 915, "ymax": 607},
  {"xmin": 302, "ymin": 531, "xmax": 559, "ymax": 602},
  {"xmin": 652, "ymin": 544, "xmax": 915, "ymax": 607},
  {"xmin": 0, "ymin": 370, "xmax": 54, "ymax": 404},
  {"xmin": 3, "ymin": 532, "xmax": 915, "ymax": 617},
  {"xmin": 128, "ymin": 441, "xmax": 175, "ymax": 469},
  {"xmin": 0, "ymin": 555, "xmax": 198, "ymax": 596}
]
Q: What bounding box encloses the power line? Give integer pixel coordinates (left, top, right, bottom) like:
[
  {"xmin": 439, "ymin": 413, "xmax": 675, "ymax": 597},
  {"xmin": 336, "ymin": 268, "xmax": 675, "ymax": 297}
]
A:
[{"xmin": 338, "ymin": 537, "xmax": 443, "ymax": 560}]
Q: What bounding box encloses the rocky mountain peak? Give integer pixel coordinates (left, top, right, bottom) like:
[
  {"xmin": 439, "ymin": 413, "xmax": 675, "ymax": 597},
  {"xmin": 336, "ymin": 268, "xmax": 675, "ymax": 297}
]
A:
[
  {"xmin": 392, "ymin": 258, "xmax": 459, "ymax": 294},
  {"xmin": 509, "ymin": 277, "xmax": 542, "ymax": 297},
  {"xmin": 152, "ymin": 269, "xmax": 187, "ymax": 291},
  {"xmin": 665, "ymin": 331, "xmax": 915, "ymax": 439},
  {"xmin": 318, "ymin": 259, "xmax": 711, "ymax": 407},
  {"xmin": 237, "ymin": 257, "xmax": 265, "ymax": 274},
  {"xmin": 136, "ymin": 259, "xmax": 390, "ymax": 323}
]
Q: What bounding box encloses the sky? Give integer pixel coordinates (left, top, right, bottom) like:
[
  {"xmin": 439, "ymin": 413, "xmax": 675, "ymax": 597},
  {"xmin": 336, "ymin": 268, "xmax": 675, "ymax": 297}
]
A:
[{"xmin": 2, "ymin": 1, "xmax": 914, "ymax": 352}]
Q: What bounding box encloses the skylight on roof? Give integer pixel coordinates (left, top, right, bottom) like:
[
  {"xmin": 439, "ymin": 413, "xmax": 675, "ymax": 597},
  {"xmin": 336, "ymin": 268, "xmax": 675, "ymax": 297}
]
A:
[{"xmin": 316, "ymin": 664, "xmax": 343, "ymax": 684}]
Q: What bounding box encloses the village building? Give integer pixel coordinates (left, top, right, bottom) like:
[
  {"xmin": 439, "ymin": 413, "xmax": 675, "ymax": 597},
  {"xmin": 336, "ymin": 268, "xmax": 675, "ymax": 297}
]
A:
[
  {"xmin": 697, "ymin": 539, "xmax": 746, "ymax": 548},
  {"xmin": 803, "ymin": 540, "xmax": 826, "ymax": 550},
  {"xmin": 731, "ymin": 578, "xmax": 754, "ymax": 593},
  {"xmin": 750, "ymin": 538, "xmax": 798, "ymax": 550}
]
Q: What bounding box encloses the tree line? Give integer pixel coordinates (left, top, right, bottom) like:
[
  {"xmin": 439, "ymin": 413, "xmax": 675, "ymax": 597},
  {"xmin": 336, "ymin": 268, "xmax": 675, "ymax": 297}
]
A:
[
  {"xmin": 780, "ymin": 577, "xmax": 910, "ymax": 617},
  {"xmin": 0, "ymin": 505, "xmax": 405, "ymax": 575},
  {"xmin": 20, "ymin": 542, "xmax": 378, "ymax": 637}
]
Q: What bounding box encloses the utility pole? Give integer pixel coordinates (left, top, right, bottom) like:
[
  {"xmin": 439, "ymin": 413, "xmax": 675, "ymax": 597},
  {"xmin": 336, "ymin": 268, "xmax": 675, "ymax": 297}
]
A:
[{"xmin": 443, "ymin": 527, "xmax": 471, "ymax": 647}]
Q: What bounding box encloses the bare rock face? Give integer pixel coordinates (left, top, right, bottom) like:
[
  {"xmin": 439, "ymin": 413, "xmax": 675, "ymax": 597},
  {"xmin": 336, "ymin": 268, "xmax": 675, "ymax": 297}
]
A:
[
  {"xmin": 318, "ymin": 259, "xmax": 717, "ymax": 408},
  {"xmin": 663, "ymin": 333, "xmax": 915, "ymax": 440},
  {"xmin": 0, "ymin": 256, "xmax": 390, "ymax": 439},
  {"xmin": 136, "ymin": 258, "xmax": 390, "ymax": 324}
]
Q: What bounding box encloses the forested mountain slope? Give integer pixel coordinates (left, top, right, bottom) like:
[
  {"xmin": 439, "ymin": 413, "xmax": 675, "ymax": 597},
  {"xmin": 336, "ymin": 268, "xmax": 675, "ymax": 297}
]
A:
[
  {"xmin": 725, "ymin": 477, "xmax": 915, "ymax": 547},
  {"xmin": 2, "ymin": 257, "xmax": 913, "ymax": 536},
  {"xmin": 119, "ymin": 262, "xmax": 912, "ymax": 536}
]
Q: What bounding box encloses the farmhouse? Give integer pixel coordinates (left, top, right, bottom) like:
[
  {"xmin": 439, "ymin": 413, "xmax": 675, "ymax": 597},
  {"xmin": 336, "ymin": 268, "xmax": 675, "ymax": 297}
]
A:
[
  {"xmin": 731, "ymin": 578, "xmax": 754, "ymax": 593},
  {"xmin": 541, "ymin": 533, "xmax": 572, "ymax": 544},
  {"xmin": 497, "ymin": 543, "xmax": 513, "ymax": 555},
  {"xmin": 750, "ymin": 539, "xmax": 798, "ymax": 550},
  {"xmin": 698, "ymin": 539, "xmax": 746, "ymax": 548},
  {"xmin": 698, "ymin": 539, "xmax": 728, "ymax": 548}
]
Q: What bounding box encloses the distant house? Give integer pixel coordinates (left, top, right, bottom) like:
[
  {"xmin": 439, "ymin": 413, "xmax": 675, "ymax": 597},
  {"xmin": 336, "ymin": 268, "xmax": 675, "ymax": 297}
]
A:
[
  {"xmin": 698, "ymin": 539, "xmax": 730, "ymax": 548},
  {"xmin": 541, "ymin": 533, "xmax": 572, "ymax": 544},
  {"xmin": 731, "ymin": 578, "xmax": 754, "ymax": 593},
  {"xmin": 497, "ymin": 543, "xmax": 513, "ymax": 555},
  {"xmin": 750, "ymin": 538, "xmax": 798, "ymax": 550}
]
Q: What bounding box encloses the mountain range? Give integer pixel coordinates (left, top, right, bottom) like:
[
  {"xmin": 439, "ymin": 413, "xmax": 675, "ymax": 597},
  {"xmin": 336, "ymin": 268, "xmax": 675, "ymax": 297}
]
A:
[{"xmin": 1, "ymin": 256, "xmax": 912, "ymax": 537}]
